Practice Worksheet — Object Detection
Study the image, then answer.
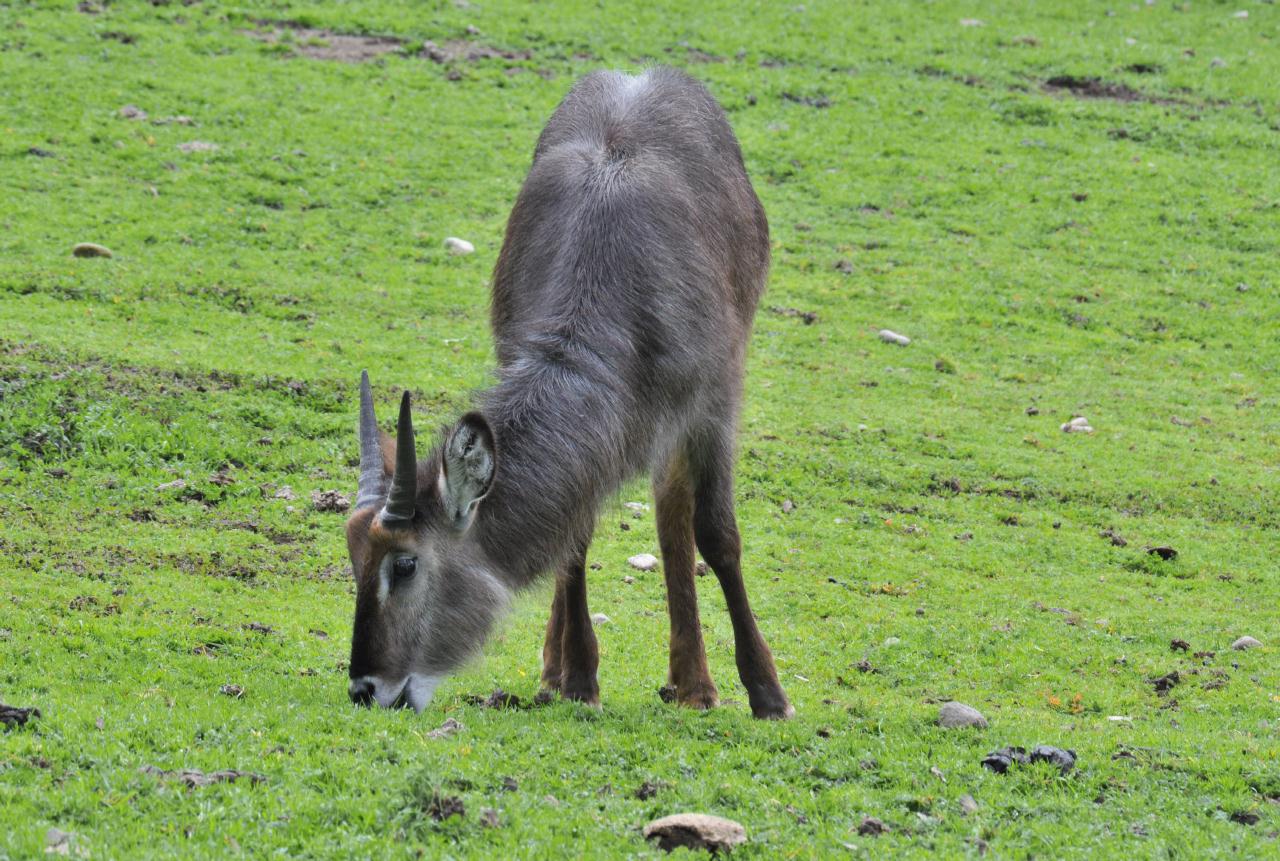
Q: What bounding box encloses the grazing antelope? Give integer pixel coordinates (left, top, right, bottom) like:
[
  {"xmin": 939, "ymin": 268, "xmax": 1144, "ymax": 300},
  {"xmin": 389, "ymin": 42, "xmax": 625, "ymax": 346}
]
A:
[{"xmin": 345, "ymin": 67, "xmax": 793, "ymax": 719}]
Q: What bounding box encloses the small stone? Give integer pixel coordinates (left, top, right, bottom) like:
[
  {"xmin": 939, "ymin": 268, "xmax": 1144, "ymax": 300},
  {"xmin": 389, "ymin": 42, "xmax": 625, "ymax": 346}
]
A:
[
  {"xmin": 273, "ymin": 485, "xmax": 296, "ymax": 500},
  {"xmin": 72, "ymin": 242, "xmax": 113, "ymax": 258},
  {"xmin": 1025, "ymin": 405, "xmax": 1040, "ymax": 415},
  {"xmin": 938, "ymin": 701, "xmax": 988, "ymax": 729},
  {"xmin": 118, "ymin": 104, "xmax": 147, "ymax": 120},
  {"xmin": 155, "ymin": 478, "xmax": 187, "ymax": 491},
  {"xmin": 959, "ymin": 18, "xmax": 984, "ymax": 27},
  {"xmin": 591, "ymin": 613, "xmax": 611, "ymax": 625},
  {"xmin": 177, "ymin": 140, "xmax": 218, "ymax": 153},
  {"xmin": 781, "ymin": 499, "xmax": 795, "ymax": 513},
  {"xmin": 1210, "ymin": 57, "xmax": 1227, "ymax": 68},
  {"xmin": 882, "ymin": 637, "xmax": 901, "ymax": 647},
  {"xmin": 45, "ymin": 828, "xmax": 75, "ymax": 856},
  {"xmin": 622, "ymin": 576, "xmax": 635, "ymax": 585},
  {"xmin": 857, "ymin": 816, "xmax": 889, "ymax": 836},
  {"xmin": 1232, "ymin": 10, "xmax": 1248, "ymax": 18},
  {"xmin": 219, "ymin": 683, "xmax": 244, "ymax": 698},
  {"xmin": 644, "ymin": 813, "xmax": 746, "ymax": 853},
  {"xmin": 878, "ymin": 328, "xmax": 911, "ymax": 346},
  {"xmin": 426, "ymin": 717, "xmax": 463, "ymax": 739},
  {"xmin": 311, "ymin": 489, "xmax": 351, "ymax": 513},
  {"xmin": 628, "ymin": 553, "xmax": 659, "ymax": 571},
  {"xmin": 444, "ymin": 236, "xmax": 475, "ymax": 255},
  {"xmin": 1231, "ymin": 636, "xmax": 1262, "ymax": 651},
  {"xmin": 694, "ymin": 561, "xmax": 708, "ymax": 577},
  {"xmin": 479, "ymin": 807, "xmax": 500, "ymax": 828},
  {"xmin": 959, "ymin": 794, "xmax": 978, "ymax": 815},
  {"xmin": 1061, "ymin": 416, "xmax": 1094, "ymax": 433},
  {"xmin": 624, "ymin": 501, "xmax": 649, "ymax": 513}
]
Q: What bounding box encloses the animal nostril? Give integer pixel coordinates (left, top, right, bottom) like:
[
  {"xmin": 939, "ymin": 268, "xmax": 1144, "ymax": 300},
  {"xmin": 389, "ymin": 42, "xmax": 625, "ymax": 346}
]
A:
[{"xmin": 349, "ymin": 678, "xmax": 375, "ymax": 706}]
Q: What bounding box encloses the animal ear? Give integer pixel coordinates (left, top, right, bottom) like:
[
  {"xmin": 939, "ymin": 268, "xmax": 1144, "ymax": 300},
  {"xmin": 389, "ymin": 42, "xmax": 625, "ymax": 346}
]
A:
[
  {"xmin": 441, "ymin": 411, "xmax": 495, "ymax": 530},
  {"xmin": 379, "ymin": 429, "xmax": 395, "ymax": 478}
]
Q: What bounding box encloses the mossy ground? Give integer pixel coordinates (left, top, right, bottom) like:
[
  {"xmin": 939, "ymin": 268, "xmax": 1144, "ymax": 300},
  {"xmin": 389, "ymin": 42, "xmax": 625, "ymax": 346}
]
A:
[{"xmin": 1, "ymin": 1, "xmax": 1277, "ymax": 857}]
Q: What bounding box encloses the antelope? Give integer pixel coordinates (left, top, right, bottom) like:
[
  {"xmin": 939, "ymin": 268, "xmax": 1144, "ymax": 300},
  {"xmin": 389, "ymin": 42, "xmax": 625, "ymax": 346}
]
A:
[{"xmin": 344, "ymin": 67, "xmax": 793, "ymax": 720}]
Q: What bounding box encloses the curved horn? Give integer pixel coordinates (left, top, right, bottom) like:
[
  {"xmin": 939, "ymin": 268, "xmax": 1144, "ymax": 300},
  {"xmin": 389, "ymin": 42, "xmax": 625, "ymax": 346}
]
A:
[
  {"xmin": 381, "ymin": 391, "xmax": 417, "ymax": 525},
  {"xmin": 355, "ymin": 371, "xmax": 386, "ymax": 510}
]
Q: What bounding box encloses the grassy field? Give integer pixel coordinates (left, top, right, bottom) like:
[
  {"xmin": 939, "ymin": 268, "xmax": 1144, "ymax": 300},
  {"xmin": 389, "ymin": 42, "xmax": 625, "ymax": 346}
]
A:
[{"xmin": 2, "ymin": 0, "xmax": 1278, "ymax": 857}]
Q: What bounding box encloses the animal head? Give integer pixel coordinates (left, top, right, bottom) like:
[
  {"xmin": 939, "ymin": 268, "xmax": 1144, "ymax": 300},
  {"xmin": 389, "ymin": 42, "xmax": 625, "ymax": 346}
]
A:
[{"xmin": 344, "ymin": 372, "xmax": 506, "ymax": 712}]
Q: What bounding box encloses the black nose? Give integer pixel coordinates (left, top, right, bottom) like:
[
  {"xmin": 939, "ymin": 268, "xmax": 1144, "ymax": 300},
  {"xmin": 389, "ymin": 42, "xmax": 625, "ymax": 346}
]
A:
[{"xmin": 349, "ymin": 678, "xmax": 374, "ymax": 706}]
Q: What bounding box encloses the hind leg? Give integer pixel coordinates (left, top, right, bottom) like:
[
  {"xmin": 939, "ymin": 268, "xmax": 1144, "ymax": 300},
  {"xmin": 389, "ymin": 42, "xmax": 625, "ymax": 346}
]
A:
[
  {"xmin": 654, "ymin": 451, "xmax": 719, "ymax": 710},
  {"xmin": 689, "ymin": 425, "xmax": 793, "ymax": 719}
]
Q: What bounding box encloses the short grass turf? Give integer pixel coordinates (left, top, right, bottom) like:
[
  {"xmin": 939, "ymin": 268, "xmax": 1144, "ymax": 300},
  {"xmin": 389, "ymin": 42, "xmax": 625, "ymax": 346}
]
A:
[{"xmin": 2, "ymin": 0, "xmax": 1278, "ymax": 858}]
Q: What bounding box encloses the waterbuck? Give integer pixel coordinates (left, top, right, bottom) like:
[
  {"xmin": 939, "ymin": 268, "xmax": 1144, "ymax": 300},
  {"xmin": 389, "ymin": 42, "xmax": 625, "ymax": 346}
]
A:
[{"xmin": 345, "ymin": 67, "xmax": 793, "ymax": 719}]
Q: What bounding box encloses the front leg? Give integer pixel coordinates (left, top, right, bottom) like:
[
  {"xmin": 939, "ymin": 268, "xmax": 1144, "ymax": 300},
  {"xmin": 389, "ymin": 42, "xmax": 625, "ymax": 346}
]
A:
[
  {"xmin": 540, "ymin": 581, "xmax": 566, "ymax": 693},
  {"xmin": 557, "ymin": 546, "xmax": 600, "ymax": 706}
]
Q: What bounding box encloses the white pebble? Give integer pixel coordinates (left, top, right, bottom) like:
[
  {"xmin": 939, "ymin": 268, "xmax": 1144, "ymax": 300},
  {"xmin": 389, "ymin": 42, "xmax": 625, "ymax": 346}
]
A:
[
  {"xmin": 623, "ymin": 501, "xmax": 649, "ymax": 512},
  {"xmin": 627, "ymin": 553, "xmax": 658, "ymax": 571},
  {"xmin": 1061, "ymin": 416, "xmax": 1094, "ymax": 433},
  {"xmin": 878, "ymin": 329, "xmax": 911, "ymax": 346},
  {"xmin": 1232, "ymin": 10, "xmax": 1248, "ymax": 18},
  {"xmin": 155, "ymin": 479, "xmax": 186, "ymax": 491},
  {"xmin": 882, "ymin": 636, "xmax": 901, "ymax": 647},
  {"xmin": 1231, "ymin": 635, "xmax": 1261, "ymax": 650},
  {"xmin": 444, "ymin": 236, "xmax": 475, "ymax": 256},
  {"xmin": 590, "ymin": 613, "xmax": 611, "ymax": 625}
]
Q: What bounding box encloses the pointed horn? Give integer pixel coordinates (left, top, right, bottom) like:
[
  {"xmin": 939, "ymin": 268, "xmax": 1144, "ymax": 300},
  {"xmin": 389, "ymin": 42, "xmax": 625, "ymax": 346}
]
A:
[
  {"xmin": 355, "ymin": 371, "xmax": 387, "ymax": 510},
  {"xmin": 381, "ymin": 391, "xmax": 417, "ymax": 524}
]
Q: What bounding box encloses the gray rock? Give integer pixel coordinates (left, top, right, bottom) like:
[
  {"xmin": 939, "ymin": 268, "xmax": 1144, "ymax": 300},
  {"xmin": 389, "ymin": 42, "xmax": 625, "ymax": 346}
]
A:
[
  {"xmin": 644, "ymin": 813, "xmax": 746, "ymax": 853},
  {"xmin": 959, "ymin": 794, "xmax": 978, "ymax": 815},
  {"xmin": 72, "ymin": 242, "xmax": 113, "ymax": 258},
  {"xmin": 1231, "ymin": 636, "xmax": 1262, "ymax": 650},
  {"xmin": 444, "ymin": 236, "xmax": 475, "ymax": 255},
  {"xmin": 938, "ymin": 701, "xmax": 988, "ymax": 729},
  {"xmin": 628, "ymin": 553, "xmax": 658, "ymax": 571}
]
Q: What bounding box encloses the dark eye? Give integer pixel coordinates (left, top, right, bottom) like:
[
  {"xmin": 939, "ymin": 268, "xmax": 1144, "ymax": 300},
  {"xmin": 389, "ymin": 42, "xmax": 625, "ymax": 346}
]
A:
[{"xmin": 392, "ymin": 556, "xmax": 417, "ymax": 580}]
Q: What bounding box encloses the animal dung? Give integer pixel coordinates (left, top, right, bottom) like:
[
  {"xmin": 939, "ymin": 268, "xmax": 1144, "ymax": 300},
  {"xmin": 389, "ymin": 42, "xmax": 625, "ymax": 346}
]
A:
[
  {"xmin": 444, "ymin": 236, "xmax": 475, "ymax": 255},
  {"xmin": 628, "ymin": 553, "xmax": 659, "ymax": 571},
  {"xmin": 643, "ymin": 813, "xmax": 746, "ymax": 853},
  {"xmin": 937, "ymin": 701, "xmax": 988, "ymax": 729},
  {"xmin": 1231, "ymin": 635, "xmax": 1262, "ymax": 650},
  {"xmin": 982, "ymin": 745, "xmax": 1076, "ymax": 775},
  {"xmin": 72, "ymin": 242, "xmax": 113, "ymax": 258},
  {"xmin": 857, "ymin": 816, "xmax": 889, "ymax": 836},
  {"xmin": 1061, "ymin": 416, "xmax": 1094, "ymax": 433},
  {"xmin": 877, "ymin": 328, "xmax": 911, "ymax": 346},
  {"xmin": 310, "ymin": 489, "xmax": 351, "ymax": 513},
  {"xmin": 0, "ymin": 703, "xmax": 41, "ymax": 728}
]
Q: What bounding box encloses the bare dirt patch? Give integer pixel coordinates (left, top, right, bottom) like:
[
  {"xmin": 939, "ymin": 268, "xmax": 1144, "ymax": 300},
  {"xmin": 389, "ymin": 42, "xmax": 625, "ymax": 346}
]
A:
[
  {"xmin": 244, "ymin": 25, "xmax": 404, "ymax": 63},
  {"xmin": 1042, "ymin": 75, "xmax": 1180, "ymax": 106},
  {"xmin": 420, "ymin": 39, "xmax": 531, "ymax": 64}
]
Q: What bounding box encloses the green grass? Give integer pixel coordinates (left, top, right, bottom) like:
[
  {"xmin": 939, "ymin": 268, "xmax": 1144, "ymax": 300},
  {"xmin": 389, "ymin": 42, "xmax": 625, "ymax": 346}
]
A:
[{"xmin": 2, "ymin": 0, "xmax": 1278, "ymax": 857}]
